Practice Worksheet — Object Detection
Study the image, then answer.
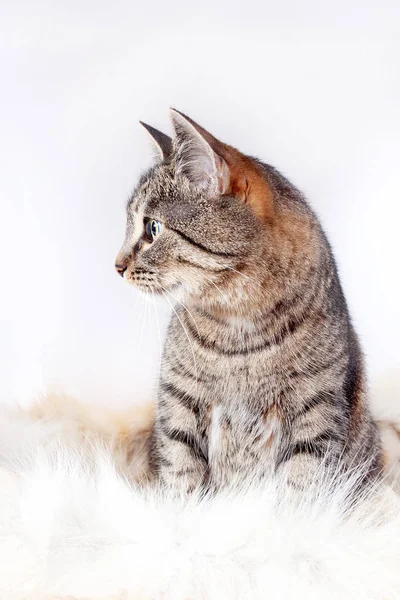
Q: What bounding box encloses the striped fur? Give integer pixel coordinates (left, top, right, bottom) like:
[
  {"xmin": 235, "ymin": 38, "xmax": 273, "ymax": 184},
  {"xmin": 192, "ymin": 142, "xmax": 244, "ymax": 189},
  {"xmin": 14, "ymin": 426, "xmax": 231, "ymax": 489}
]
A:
[{"xmin": 116, "ymin": 110, "xmax": 382, "ymax": 493}]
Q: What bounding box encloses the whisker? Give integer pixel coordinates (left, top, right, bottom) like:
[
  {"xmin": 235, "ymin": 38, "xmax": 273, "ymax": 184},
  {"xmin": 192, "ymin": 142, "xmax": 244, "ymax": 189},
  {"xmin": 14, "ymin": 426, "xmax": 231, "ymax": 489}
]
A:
[
  {"xmin": 217, "ymin": 264, "xmax": 262, "ymax": 287},
  {"xmin": 161, "ymin": 291, "xmax": 199, "ymax": 392},
  {"xmin": 158, "ymin": 283, "xmax": 201, "ymax": 338},
  {"xmin": 135, "ymin": 291, "xmax": 146, "ymax": 348},
  {"xmin": 151, "ymin": 288, "xmax": 164, "ymax": 401},
  {"xmin": 202, "ymin": 274, "xmax": 227, "ymax": 303},
  {"xmin": 138, "ymin": 288, "xmax": 153, "ymax": 348}
]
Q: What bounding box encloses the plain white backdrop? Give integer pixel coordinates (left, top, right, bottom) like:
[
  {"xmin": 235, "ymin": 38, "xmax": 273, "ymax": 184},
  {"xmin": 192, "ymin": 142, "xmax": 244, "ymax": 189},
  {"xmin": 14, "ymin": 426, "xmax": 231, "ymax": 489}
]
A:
[{"xmin": 1, "ymin": 0, "xmax": 399, "ymax": 408}]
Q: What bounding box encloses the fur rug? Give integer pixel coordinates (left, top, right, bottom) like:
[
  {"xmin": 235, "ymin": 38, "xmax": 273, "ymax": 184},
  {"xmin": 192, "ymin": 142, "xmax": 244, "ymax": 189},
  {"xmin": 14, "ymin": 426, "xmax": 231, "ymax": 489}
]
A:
[{"xmin": 0, "ymin": 395, "xmax": 400, "ymax": 600}]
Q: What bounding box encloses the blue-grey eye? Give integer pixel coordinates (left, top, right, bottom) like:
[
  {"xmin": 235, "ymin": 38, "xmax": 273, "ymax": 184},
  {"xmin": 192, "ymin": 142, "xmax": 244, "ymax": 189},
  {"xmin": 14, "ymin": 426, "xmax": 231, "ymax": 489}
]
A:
[{"xmin": 145, "ymin": 219, "xmax": 162, "ymax": 241}]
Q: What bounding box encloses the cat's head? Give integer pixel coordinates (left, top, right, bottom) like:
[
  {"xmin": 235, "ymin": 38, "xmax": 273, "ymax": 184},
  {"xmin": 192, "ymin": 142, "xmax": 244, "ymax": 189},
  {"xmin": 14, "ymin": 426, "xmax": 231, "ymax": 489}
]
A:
[{"xmin": 115, "ymin": 110, "xmax": 310, "ymax": 314}]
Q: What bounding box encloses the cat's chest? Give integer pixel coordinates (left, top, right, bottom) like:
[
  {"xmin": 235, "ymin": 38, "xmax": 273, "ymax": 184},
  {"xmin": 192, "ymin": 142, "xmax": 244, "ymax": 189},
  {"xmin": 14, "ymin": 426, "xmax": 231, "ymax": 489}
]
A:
[
  {"xmin": 205, "ymin": 401, "xmax": 282, "ymax": 482},
  {"xmin": 197, "ymin": 357, "xmax": 280, "ymax": 408},
  {"xmin": 165, "ymin": 311, "xmax": 284, "ymax": 402}
]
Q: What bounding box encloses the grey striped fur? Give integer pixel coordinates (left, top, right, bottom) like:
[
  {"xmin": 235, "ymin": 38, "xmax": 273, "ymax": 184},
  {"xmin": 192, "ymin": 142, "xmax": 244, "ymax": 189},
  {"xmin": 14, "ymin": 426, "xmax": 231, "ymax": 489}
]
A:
[{"xmin": 116, "ymin": 110, "xmax": 382, "ymax": 493}]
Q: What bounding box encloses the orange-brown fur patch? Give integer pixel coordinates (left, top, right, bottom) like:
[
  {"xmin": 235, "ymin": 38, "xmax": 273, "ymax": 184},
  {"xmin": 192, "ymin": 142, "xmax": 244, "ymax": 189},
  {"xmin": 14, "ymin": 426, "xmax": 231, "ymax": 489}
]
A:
[
  {"xmin": 179, "ymin": 111, "xmax": 274, "ymax": 222},
  {"xmin": 222, "ymin": 146, "xmax": 274, "ymax": 222},
  {"xmin": 187, "ymin": 114, "xmax": 318, "ymax": 286}
]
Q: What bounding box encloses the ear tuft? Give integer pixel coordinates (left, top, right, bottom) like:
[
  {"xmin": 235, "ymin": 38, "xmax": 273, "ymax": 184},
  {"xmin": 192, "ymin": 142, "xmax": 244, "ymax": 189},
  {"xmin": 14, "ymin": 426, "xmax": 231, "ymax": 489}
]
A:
[{"xmin": 139, "ymin": 121, "xmax": 173, "ymax": 161}]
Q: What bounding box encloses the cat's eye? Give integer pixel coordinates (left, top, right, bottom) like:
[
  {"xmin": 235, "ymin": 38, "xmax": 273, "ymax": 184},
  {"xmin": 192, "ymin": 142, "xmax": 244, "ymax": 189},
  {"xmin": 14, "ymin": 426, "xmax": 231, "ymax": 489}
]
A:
[{"xmin": 145, "ymin": 219, "xmax": 162, "ymax": 242}]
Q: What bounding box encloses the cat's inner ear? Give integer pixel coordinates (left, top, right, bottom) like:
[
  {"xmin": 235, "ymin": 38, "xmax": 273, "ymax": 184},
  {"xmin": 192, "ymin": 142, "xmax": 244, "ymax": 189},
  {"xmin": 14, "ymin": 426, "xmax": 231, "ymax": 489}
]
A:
[
  {"xmin": 169, "ymin": 109, "xmax": 274, "ymax": 222},
  {"xmin": 140, "ymin": 121, "xmax": 173, "ymax": 161},
  {"xmin": 170, "ymin": 109, "xmax": 230, "ymax": 195}
]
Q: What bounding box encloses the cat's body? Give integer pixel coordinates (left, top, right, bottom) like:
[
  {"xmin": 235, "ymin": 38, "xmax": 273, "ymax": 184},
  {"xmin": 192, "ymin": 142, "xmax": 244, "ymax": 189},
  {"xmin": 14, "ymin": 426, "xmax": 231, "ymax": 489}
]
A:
[{"xmin": 116, "ymin": 111, "xmax": 382, "ymax": 492}]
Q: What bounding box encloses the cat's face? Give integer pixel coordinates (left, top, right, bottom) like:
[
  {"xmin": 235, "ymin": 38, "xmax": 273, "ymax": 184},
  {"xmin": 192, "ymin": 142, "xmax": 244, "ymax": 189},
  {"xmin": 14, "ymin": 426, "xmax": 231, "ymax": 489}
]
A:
[
  {"xmin": 116, "ymin": 164, "xmax": 262, "ymax": 302},
  {"xmin": 115, "ymin": 110, "xmax": 285, "ymax": 312}
]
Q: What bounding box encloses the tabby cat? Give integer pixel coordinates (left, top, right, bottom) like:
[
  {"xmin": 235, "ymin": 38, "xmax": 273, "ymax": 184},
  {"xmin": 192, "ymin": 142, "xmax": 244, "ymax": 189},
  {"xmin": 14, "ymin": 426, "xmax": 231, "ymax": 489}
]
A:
[{"xmin": 115, "ymin": 109, "xmax": 382, "ymax": 492}]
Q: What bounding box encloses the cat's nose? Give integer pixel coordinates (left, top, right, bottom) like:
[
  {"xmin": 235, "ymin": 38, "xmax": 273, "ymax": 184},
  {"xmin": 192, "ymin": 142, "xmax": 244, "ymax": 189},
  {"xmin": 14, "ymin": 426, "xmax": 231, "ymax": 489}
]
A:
[{"xmin": 115, "ymin": 264, "xmax": 127, "ymax": 278}]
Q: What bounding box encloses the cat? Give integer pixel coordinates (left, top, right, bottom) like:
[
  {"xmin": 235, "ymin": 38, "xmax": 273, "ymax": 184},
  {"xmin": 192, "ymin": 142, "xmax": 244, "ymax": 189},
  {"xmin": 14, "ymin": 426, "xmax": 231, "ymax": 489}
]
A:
[{"xmin": 115, "ymin": 109, "xmax": 383, "ymax": 493}]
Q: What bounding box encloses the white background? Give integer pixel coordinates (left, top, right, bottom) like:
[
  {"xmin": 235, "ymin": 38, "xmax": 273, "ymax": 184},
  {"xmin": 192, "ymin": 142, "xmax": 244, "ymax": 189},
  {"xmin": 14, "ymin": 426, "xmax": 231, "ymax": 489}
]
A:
[{"xmin": 1, "ymin": 0, "xmax": 399, "ymax": 408}]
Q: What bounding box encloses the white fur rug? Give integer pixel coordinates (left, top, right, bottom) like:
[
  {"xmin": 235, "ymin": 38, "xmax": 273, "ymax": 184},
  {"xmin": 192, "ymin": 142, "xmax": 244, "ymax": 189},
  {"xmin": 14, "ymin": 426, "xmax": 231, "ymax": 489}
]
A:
[{"xmin": 0, "ymin": 398, "xmax": 400, "ymax": 600}]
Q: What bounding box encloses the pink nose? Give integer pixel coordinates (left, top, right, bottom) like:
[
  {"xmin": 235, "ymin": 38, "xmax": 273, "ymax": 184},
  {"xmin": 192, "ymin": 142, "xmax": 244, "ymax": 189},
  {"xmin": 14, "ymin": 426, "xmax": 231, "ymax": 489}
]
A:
[{"xmin": 115, "ymin": 264, "xmax": 127, "ymax": 277}]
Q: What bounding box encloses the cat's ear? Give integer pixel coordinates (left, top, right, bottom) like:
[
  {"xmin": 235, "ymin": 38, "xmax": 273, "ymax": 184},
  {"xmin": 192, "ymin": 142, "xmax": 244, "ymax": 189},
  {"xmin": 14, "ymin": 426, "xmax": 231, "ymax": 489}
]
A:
[
  {"xmin": 170, "ymin": 109, "xmax": 274, "ymax": 221},
  {"xmin": 140, "ymin": 121, "xmax": 173, "ymax": 161},
  {"xmin": 170, "ymin": 109, "xmax": 230, "ymax": 195}
]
